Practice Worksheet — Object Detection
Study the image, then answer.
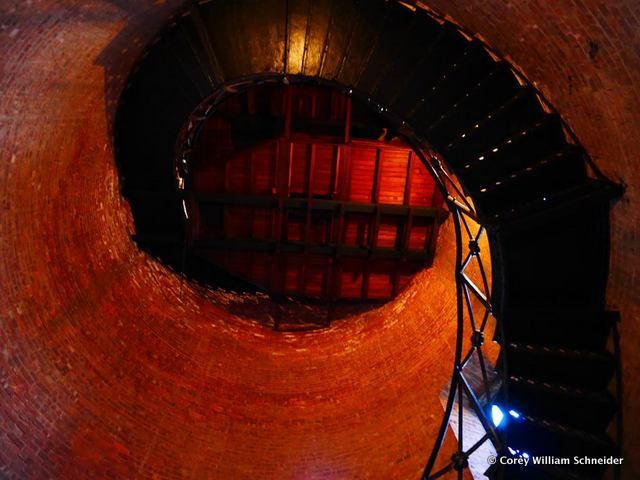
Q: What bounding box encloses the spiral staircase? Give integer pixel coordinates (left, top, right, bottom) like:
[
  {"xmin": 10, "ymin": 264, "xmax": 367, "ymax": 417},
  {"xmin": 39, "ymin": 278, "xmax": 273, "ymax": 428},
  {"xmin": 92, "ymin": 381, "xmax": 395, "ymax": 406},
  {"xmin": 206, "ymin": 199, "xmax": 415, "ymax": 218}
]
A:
[{"xmin": 115, "ymin": 1, "xmax": 624, "ymax": 478}]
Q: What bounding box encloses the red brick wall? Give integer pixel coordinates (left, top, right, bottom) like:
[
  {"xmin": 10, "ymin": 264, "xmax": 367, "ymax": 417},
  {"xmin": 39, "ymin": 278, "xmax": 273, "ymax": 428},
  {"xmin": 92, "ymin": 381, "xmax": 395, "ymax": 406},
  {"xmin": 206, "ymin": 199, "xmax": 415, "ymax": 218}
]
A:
[
  {"xmin": 1, "ymin": 0, "xmax": 637, "ymax": 478},
  {"xmin": 423, "ymin": 0, "xmax": 640, "ymax": 476},
  {"xmin": 0, "ymin": 3, "xmax": 462, "ymax": 478}
]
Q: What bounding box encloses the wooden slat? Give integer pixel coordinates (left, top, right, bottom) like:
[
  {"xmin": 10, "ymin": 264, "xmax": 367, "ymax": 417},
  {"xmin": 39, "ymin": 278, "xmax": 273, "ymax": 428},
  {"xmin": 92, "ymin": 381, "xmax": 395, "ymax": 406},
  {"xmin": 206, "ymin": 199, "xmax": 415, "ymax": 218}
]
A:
[
  {"xmin": 189, "ymin": 238, "xmax": 430, "ymax": 259},
  {"xmin": 404, "ymin": 151, "xmax": 414, "ymax": 205},
  {"xmin": 330, "ymin": 144, "xmax": 340, "ymax": 197},
  {"xmin": 362, "ymin": 149, "xmax": 384, "ymax": 299},
  {"xmin": 299, "ymin": 144, "xmax": 316, "ymax": 294},
  {"xmin": 344, "ymin": 96, "xmax": 352, "ymax": 143},
  {"xmin": 186, "ymin": 84, "xmax": 446, "ymax": 302},
  {"xmin": 372, "ymin": 148, "xmax": 382, "ymax": 203},
  {"xmin": 341, "ymin": 145, "xmax": 352, "ymax": 200}
]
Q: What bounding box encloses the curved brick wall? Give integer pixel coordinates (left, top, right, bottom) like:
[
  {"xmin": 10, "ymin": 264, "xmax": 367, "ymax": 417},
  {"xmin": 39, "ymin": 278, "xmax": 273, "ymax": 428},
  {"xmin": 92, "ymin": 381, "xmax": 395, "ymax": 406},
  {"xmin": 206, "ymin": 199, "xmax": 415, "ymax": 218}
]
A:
[
  {"xmin": 1, "ymin": 0, "xmax": 637, "ymax": 478},
  {"xmin": 0, "ymin": 2, "xmax": 463, "ymax": 478}
]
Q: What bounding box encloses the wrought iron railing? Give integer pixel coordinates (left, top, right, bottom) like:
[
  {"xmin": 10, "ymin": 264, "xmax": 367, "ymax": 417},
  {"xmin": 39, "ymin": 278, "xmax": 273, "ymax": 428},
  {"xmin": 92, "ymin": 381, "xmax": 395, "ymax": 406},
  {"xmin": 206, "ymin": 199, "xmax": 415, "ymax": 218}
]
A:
[{"xmin": 411, "ymin": 150, "xmax": 505, "ymax": 480}]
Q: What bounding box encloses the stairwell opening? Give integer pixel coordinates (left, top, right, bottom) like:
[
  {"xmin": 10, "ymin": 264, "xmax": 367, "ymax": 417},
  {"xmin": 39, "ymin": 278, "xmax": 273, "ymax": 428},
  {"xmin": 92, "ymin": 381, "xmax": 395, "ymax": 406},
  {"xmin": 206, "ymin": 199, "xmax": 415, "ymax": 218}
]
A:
[
  {"xmin": 0, "ymin": 0, "xmax": 628, "ymax": 477},
  {"xmin": 117, "ymin": 74, "xmax": 452, "ymax": 328}
]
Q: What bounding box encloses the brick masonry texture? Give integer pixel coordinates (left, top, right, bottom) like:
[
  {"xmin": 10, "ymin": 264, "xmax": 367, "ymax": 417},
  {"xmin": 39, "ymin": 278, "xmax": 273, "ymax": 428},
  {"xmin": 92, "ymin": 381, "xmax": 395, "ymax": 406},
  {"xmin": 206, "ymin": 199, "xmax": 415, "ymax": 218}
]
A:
[
  {"xmin": 0, "ymin": 2, "xmax": 462, "ymax": 478},
  {"xmin": 0, "ymin": 0, "xmax": 637, "ymax": 478}
]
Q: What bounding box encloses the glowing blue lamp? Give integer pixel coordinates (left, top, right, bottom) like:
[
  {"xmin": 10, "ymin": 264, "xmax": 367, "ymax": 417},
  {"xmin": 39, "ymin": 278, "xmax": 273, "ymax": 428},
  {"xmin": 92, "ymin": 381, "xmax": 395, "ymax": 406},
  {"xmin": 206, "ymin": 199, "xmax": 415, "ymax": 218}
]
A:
[{"xmin": 491, "ymin": 405, "xmax": 505, "ymax": 427}]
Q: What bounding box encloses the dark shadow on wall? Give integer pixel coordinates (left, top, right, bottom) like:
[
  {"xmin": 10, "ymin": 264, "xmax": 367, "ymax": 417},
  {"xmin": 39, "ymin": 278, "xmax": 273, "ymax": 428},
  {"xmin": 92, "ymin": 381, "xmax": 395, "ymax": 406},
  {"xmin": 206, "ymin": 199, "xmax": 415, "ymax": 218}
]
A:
[
  {"xmin": 94, "ymin": 0, "xmax": 266, "ymax": 295},
  {"xmin": 91, "ymin": 0, "xmax": 382, "ymax": 327},
  {"xmin": 95, "ymin": 0, "xmax": 188, "ymax": 139}
]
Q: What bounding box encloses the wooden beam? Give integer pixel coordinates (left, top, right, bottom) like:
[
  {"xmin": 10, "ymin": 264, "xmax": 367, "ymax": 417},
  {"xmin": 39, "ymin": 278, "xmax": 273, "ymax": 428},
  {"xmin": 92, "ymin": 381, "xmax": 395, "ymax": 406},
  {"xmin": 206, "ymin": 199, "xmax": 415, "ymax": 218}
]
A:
[
  {"xmin": 196, "ymin": 194, "xmax": 445, "ymax": 219},
  {"xmin": 187, "ymin": 238, "xmax": 430, "ymax": 259},
  {"xmin": 400, "ymin": 151, "xmax": 415, "ymax": 260},
  {"xmin": 402, "ymin": 208, "xmax": 414, "ymax": 256},
  {"xmin": 271, "ymin": 138, "xmax": 292, "ymax": 295},
  {"xmin": 299, "ymin": 144, "xmax": 316, "ymax": 295},
  {"xmin": 330, "ymin": 145, "xmax": 340, "ymax": 198},
  {"xmin": 286, "ymin": 142, "xmax": 294, "ymax": 195},
  {"xmin": 126, "ymin": 189, "xmax": 444, "ymax": 218},
  {"xmin": 371, "ymin": 148, "xmax": 382, "ymax": 204},
  {"xmin": 344, "ymin": 96, "xmax": 352, "ymax": 144},
  {"xmin": 369, "ymin": 149, "xmax": 383, "ymax": 247},
  {"xmin": 271, "ymin": 140, "xmax": 282, "ymax": 240},
  {"xmin": 404, "ymin": 150, "xmax": 414, "ymax": 206},
  {"xmin": 339, "ymin": 145, "xmax": 353, "ymax": 200},
  {"xmin": 362, "ymin": 150, "xmax": 383, "ymax": 300},
  {"xmin": 307, "ymin": 144, "xmax": 316, "ymax": 199},
  {"xmin": 278, "ymin": 127, "xmax": 294, "ymax": 295}
]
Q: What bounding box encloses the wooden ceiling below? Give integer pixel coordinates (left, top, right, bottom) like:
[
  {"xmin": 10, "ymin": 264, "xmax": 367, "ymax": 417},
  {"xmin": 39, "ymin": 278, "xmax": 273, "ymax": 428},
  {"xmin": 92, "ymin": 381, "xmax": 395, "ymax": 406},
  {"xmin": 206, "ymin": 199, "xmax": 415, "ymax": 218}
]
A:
[{"xmin": 186, "ymin": 85, "xmax": 446, "ymax": 302}]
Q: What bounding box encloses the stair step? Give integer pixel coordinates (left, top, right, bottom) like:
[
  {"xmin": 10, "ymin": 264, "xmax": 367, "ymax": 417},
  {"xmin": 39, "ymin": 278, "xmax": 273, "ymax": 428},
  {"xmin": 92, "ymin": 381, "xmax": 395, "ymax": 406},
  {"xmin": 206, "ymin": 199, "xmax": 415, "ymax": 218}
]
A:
[
  {"xmin": 356, "ymin": 1, "xmax": 428, "ymax": 95},
  {"xmin": 443, "ymin": 88, "xmax": 547, "ymax": 166},
  {"xmin": 425, "ymin": 64, "xmax": 521, "ymax": 147},
  {"xmin": 503, "ymin": 343, "xmax": 615, "ymax": 391},
  {"xmin": 393, "ymin": 22, "xmax": 471, "ymax": 114},
  {"xmin": 487, "ymin": 178, "xmax": 621, "ymax": 226},
  {"xmin": 430, "ymin": 84, "xmax": 530, "ymax": 153},
  {"xmin": 493, "ymin": 206, "xmax": 613, "ymax": 312},
  {"xmin": 375, "ymin": 9, "xmax": 444, "ymax": 107},
  {"xmin": 502, "ymin": 310, "xmax": 613, "ymax": 350},
  {"xmin": 422, "ymin": 61, "xmax": 508, "ymax": 133},
  {"xmin": 505, "ymin": 375, "xmax": 616, "ymax": 433},
  {"xmin": 499, "ymin": 414, "xmax": 615, "ymax": 476},
  {"xmin": 472, "ymin": 146, "xmax": 587, "ymax": 217},
  {"xmin": 455, "ymin": 114, "xmax": 567, "ymax": 187},
  {"xmin": 411, "ymin": 40, "xmax": 496, "ymax": 125},
  {"xmin": 472, "ymin": 145, "xmax": 584, "ymax": 194}
]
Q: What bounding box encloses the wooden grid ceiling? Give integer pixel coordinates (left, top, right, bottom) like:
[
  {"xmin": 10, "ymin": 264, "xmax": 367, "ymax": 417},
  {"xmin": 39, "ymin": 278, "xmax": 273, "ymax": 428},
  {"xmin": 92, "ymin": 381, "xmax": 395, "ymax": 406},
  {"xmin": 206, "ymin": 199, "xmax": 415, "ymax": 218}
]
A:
[{"xmin": 186, "ymin": 85, "xmax": 446, "ymax": 302}]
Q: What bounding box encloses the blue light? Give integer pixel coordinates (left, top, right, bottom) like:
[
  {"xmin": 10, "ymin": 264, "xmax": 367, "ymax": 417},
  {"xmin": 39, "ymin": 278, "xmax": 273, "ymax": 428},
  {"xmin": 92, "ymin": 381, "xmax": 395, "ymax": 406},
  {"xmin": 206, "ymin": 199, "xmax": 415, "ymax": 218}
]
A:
[
  {"xmin": 507, "ymin": 447, "xmax": 531, "ymax": 459},
  {"xmin": 508, "ymin": 409, "xmax": 521, "ymax": 419},
  {"xmin": 491, "ymin": 405, "xmax": 505, "ymax": 427}
]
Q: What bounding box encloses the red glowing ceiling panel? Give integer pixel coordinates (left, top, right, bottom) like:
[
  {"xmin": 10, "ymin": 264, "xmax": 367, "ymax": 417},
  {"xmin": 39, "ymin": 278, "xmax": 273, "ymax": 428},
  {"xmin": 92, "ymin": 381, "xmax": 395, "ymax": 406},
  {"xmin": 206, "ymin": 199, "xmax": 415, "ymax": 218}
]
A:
[{"xmin": 186, "ymin": 85, "xmax": 446, "ymax": 302}]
